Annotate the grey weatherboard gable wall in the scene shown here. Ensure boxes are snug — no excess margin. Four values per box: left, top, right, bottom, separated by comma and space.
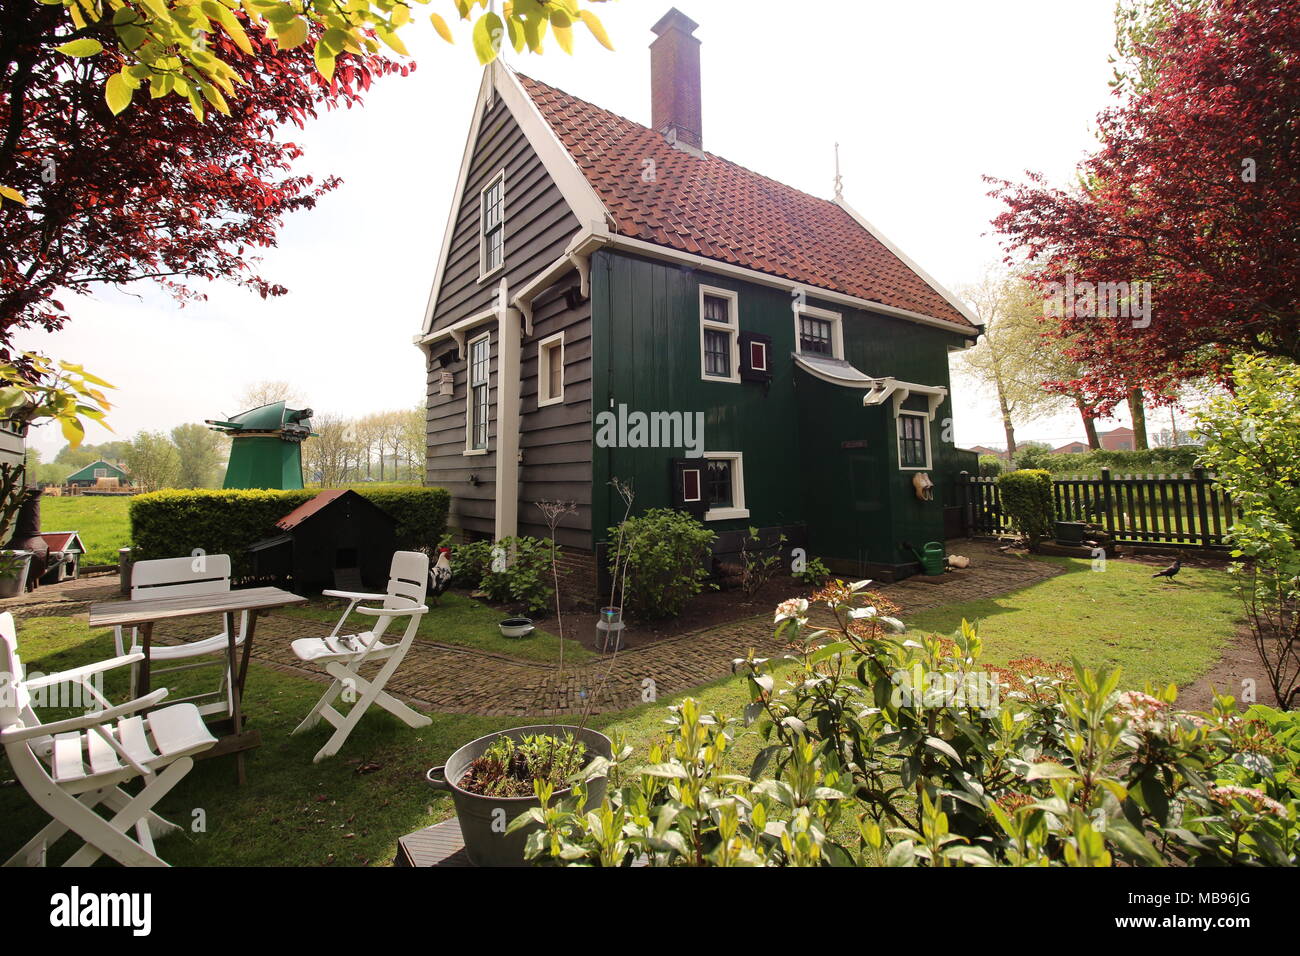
424, 91, 594, 549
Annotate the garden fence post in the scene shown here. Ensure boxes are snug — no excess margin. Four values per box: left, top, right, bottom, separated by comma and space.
1100, 467, 1116, 537
1193, 466, 1212, 548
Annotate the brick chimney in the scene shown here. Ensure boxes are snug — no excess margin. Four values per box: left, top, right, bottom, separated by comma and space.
650, 9, 702, 150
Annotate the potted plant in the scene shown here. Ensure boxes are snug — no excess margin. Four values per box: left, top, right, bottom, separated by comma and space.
425, 725, 612, 866
0, 549, 32, 598
424, 486, 638, 866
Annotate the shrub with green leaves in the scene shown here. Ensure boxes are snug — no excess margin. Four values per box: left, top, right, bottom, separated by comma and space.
611, 508, 715, 618
517, 585, 1300, 867
794, 555, 832, 588
130, 486, 449, 579
977, 454, 1004, 478
996, 469, 1055, 545
478, 536, 554, 616
1197, 355, 1300, 708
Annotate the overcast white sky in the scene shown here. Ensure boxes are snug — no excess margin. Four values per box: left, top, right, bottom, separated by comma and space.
16, 0, 1147, 460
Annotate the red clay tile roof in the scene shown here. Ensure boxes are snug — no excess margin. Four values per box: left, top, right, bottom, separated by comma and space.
276, 489, 349, 531
516, 73, 976, 331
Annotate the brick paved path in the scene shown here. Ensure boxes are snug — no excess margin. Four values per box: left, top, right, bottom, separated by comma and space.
7, 543, 1060, 717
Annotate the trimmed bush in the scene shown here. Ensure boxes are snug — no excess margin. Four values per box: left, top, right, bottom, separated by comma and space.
996, 469, 1055, 545
1033, 447, 1203, 476
977, 454, 1004, 478
130, 486, 449, 578
612, 508, 715, 619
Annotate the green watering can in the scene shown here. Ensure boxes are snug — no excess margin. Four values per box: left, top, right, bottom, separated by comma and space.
905, 541, 946, 576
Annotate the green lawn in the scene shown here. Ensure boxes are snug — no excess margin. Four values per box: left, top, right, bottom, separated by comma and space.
906, 556, 1241, 689
0, 554, 1242, 866
38, 495, 132, 565
278, 591, 597, 666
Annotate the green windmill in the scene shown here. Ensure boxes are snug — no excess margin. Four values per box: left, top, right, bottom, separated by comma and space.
206, 402, 315, 490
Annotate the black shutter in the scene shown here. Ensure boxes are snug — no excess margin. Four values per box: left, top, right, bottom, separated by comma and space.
669, 458, 707, 518
739, 331, 772, 383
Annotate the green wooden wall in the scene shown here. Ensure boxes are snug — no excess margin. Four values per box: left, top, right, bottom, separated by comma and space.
590, 249, 972, 574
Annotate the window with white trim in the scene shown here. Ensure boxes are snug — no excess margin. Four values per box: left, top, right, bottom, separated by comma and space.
466, 333, 490, 452
537, 332, 564, 407
479, 170, 505, 279
897, 412, 931, 470
699, 286, 740, 382
702, 452, 748, 521
793, 304, 844, 359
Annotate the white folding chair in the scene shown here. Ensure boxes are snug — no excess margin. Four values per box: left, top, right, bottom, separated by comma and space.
290, 551, 431, 763
114, 555, 248, 718
0, 612, 216, 867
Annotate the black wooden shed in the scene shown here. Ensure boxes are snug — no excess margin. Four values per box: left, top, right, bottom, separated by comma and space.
248, 490, 397, 591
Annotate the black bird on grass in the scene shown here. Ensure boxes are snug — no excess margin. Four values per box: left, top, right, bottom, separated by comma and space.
1152, 558, 1183, 583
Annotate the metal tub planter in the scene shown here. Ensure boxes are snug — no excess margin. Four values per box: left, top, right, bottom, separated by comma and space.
426, 724, 612, 866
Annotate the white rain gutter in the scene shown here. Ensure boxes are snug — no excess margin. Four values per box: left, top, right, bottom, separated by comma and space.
509, 223, 610, 333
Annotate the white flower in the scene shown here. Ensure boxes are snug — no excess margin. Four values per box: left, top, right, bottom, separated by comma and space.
774, 598, 809, 623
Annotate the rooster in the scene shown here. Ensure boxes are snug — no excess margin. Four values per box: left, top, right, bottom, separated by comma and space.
429, 547, 453, 603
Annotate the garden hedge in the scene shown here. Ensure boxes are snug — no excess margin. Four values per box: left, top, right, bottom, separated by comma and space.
129, 486, 449, 578
996, 469, 1055, 544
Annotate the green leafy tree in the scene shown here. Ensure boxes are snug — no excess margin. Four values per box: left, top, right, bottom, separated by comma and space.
1196, 355, 1300, 708
171, 422, 226, 489
125, 430, 180, 493
957, 271, 1069, 460
3, 0, 613, 199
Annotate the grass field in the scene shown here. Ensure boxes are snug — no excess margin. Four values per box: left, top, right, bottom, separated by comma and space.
905, 556, 1240, 689
0, 553, 1243, 867
38, 495, 132, 565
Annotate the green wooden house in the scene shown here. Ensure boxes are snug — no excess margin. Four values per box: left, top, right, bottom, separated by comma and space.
416, 9, 982, 587
64, 459, 130, 489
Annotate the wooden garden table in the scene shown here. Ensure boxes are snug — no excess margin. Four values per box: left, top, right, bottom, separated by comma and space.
87, 587, 307, 784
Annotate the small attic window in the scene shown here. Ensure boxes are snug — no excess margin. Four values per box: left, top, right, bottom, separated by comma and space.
479, 170, 505, 280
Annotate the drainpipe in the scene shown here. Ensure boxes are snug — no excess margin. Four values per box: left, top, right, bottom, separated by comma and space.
494, 277, 521, 541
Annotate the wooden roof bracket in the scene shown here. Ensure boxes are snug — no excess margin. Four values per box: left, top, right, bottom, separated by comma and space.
862, 377, 948, 421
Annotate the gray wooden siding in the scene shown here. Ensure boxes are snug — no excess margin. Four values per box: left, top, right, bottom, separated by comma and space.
425, 92, 592, 546
519, 281, 593, 549
428, 97, 581, 332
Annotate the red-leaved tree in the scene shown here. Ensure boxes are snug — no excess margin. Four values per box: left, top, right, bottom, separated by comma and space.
0, 2, 409, 341
989, 0, 1299, 405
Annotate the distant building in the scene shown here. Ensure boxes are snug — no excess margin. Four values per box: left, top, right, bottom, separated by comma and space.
65, 459, 130, 489
963, 445, 1005, 457
1053, 441, 1091, 455
1097, 426, 1136, 451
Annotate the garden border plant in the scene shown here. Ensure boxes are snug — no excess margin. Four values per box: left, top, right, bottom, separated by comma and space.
512, 580, 1298, 866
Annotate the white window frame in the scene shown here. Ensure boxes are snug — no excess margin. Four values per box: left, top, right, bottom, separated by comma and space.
747, 338, 769, 373
537, 331, 565, 407
478, 169, 506, 282
793, 303, 844, 360
699, 285, 740, 383
896, 410, 932, 471
702, 451, 749, 522
464, 331, 491, 456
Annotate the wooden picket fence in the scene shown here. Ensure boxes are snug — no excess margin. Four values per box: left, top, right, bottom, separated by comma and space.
959, 467, 1235, 549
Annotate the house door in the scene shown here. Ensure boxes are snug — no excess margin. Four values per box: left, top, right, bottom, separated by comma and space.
845, 451, 874, 577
